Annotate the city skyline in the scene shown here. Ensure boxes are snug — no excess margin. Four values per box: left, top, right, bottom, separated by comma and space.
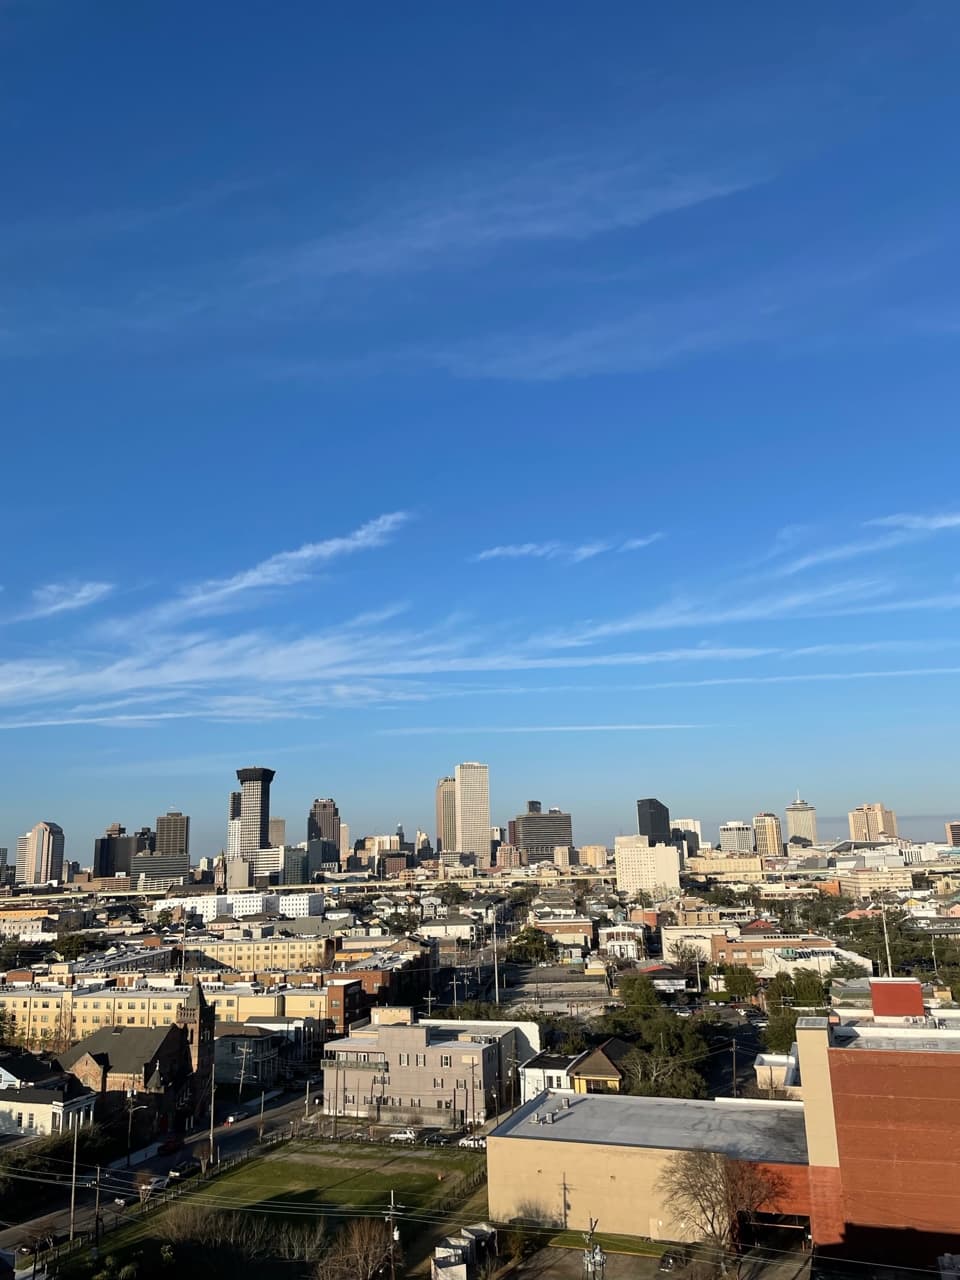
3, 7, 960, 849
4, 765, 957, 870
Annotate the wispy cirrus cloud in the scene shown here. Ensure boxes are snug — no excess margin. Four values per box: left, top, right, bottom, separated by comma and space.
149, 511, 410, 624
377, 723, 706, 736
868, 512, 960, 532
473, 533, 662, 564
246, 156, 760, 288
13, 581, 114, 622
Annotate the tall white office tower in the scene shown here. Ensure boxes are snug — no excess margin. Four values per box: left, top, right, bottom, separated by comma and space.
454, 762, 490, 859
785, 795, 818, 845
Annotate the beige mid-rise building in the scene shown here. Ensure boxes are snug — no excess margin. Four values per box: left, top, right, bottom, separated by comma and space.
753, 813, 784, 858
848, 803, 898, 842
613, 837, 680, 899
578, 845, 609, 870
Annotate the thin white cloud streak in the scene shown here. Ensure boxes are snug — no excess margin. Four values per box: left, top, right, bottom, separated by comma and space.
770, 531, 918, 576
377, 723, 707, 736
473, 534, 662, 564
148, 512, 410, 624
632, 666, 960, 691
868, 512, 960, 532
246, 157, 760, 287
541, 579, 892, 646
13, 581, 114, 621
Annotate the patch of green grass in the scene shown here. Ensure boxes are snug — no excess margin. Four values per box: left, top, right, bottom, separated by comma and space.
188, 1141, 482, 1215
548, 1229, 660, 1256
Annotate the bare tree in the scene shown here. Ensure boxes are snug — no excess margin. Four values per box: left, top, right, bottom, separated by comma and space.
660, 1150, 785, 1274
315, 1218, 392, 1280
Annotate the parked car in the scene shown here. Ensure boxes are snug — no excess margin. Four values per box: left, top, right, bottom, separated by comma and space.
458, 1135, 486, 1149
658, 1249, 690, 1272
387, 1129, 416, 1143
225, 1111, 248, 1125
158, 1135, 183, 1155
423, 1132, 451, 1146
169, 1157, 201, 1179
114, 1197, 130, 1208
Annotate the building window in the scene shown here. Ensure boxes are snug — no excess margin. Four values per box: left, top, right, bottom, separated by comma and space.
456, 1078, 466, 1089
16, 1112, 23, 1129
440, 1055, 452, 1068
433, 1077, 444, 1088
398, 1053, 409, 1067
416, 1054, 426, 1067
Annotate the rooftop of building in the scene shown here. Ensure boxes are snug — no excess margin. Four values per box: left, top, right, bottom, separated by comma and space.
521, 1051, 586, 1071
489, 1092, 808, 1164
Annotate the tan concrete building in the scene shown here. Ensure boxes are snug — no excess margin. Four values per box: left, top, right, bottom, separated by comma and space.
613, 837, 680, 899
325, 1016, 498, 1128
848, 803, 898, 842
486, 1094, 808, 1239
182, 935, 336, 970
710, 932, 836, 970
753, 813, 783, 858
685, 854, 763, 883
837, 867, 913, 898
578, 845, 609, 870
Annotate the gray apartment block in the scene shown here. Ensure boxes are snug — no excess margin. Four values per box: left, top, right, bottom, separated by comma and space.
324, 1020, 499, 1128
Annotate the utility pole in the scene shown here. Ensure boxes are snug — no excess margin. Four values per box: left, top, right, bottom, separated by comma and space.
259, 1089, 265, 1140
880, 898, 894, 978
452, 967, 458, 1008
492, 922, 500, 1004
208, 1054, 216, 1167
304, 1077, 311, 1122
385, 1189, 402, 1280
423, 991, 436, 1016
94, 1166, 102, 1247
237, 1042, 252, 1100
68, 1117, 79, 1242
469, 1060, 476, 1128
731, 1039, 737, 1099
331, 1059, 339, 1140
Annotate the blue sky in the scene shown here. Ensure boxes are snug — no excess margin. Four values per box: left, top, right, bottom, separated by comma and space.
3, 2, 960, 860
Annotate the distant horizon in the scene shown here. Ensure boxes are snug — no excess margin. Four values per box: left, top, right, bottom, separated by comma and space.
6, 783, 957, 870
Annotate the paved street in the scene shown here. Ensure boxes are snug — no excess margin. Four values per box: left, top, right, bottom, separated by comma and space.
0, 1089, 316, 1255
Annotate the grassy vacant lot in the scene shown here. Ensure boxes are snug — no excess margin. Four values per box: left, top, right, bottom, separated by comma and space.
187, 1140, 484, 1216
69, 1140, 486, 1273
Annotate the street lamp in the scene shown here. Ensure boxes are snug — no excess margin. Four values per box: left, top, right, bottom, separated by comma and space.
126, 1094, 149, 1168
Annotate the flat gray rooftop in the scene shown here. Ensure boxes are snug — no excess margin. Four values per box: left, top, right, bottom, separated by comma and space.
490, 1093, 808, 1165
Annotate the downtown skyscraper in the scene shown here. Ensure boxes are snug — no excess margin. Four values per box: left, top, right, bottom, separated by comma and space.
234, 767, 275, 855
454, 762, 490, 860
435, 776, 456, 853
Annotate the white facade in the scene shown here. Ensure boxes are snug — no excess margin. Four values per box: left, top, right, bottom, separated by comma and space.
613, 836, 680, 899
719, 821, 754, 854
227, 817, 242, 857
455, 762, 490, 859
785, 798, 818, 844
165, 889, 324, 922
672, 818, 702, 840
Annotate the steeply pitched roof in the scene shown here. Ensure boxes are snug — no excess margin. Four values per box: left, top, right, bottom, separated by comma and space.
568, 1038, 634, 1081
0, 1052, 64, 1085
59, 1024, 176, 1078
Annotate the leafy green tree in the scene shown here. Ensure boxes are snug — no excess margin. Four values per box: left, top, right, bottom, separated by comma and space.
618, 972, 661, 1011
764, 972, 795, 1012
723, 966, 758, 1000
792, 967, 827, 1009
155, 908, 175, 929
827, 956, 873, 981
507, 926, 556, 964
763, 1010, 799, 1054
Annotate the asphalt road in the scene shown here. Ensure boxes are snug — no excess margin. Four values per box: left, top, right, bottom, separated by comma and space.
0, 1089, 317, 1256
